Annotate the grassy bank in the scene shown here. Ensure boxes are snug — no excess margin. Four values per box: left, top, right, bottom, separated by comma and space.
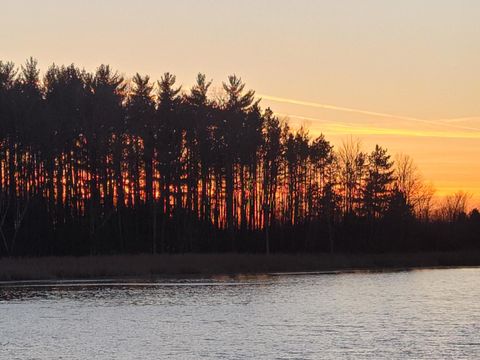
1, 252, 480, 282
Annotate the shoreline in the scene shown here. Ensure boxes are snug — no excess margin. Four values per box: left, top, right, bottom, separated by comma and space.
1, 251, 480, 282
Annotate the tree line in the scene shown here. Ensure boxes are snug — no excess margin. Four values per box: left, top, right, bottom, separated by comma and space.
0, 58, 478, 256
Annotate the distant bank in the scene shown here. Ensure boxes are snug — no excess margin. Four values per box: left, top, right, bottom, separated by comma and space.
1, 252, 480, 282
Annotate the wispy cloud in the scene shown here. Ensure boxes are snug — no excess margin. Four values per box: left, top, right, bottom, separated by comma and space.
274, 112, 480, 140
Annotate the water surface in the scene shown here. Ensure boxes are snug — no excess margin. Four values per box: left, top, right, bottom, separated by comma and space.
1, 268, 480, 359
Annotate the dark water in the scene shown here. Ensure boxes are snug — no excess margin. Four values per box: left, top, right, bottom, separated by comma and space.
1, 268, 480, 359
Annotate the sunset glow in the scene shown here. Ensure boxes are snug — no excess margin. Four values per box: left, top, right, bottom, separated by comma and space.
1, 0, 479, 207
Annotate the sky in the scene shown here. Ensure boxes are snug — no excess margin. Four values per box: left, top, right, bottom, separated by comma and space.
1, 0, 480, 205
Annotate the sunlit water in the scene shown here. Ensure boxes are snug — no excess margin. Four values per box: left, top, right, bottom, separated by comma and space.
1, 268, 480, 359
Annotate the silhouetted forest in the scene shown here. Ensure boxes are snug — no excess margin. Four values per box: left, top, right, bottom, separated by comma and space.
0, 59, 478, 257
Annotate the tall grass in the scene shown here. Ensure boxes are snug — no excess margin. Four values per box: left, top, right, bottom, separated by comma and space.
1, 252, 479, 281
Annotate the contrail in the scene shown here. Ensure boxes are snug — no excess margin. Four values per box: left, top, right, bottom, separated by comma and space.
438, 116, 480, 123
257, 94, 480, 132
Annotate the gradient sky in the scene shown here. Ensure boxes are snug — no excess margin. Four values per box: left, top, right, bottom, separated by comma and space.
2, 0, 480, 205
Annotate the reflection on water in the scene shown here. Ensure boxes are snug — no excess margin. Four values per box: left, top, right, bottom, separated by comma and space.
1, 269, 480, 359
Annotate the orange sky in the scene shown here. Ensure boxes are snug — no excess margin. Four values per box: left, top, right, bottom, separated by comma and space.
258, 94, 480, 203
1, 0, 479, 206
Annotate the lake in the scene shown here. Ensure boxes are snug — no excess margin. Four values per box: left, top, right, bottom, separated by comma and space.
1, 268, 480, 359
